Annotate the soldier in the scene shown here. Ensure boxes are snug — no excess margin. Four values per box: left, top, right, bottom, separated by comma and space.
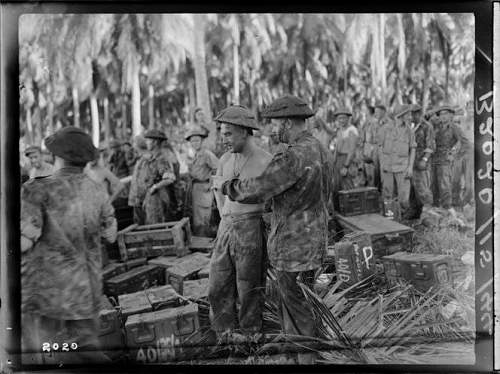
362, 102, 387, 188
431, 105, 465, 214
184, 125, 219, 236
378, 104, 416, 216
24, 145, 54, 179
108, 139, 129, 178
123, 139, 139, 172
194, 106, 226, 158
20, 127, 117, 364
128, 129, 177, 225
207, 105, 272, 342
407, 104, 436, 219
332, 107, 358, 192
215, 96, 333, 364
85, 148, 125, 203
268, 117, 289, 155
451, 109, 474, 208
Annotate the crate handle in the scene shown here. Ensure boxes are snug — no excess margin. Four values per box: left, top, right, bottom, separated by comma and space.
131, 324, 156, 343
384, 234, 400, 240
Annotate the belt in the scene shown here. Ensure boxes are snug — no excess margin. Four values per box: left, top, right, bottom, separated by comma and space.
222, 211, 264, 222
193, 178, 210, 183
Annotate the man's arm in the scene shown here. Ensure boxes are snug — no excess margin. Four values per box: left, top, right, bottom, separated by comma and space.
213, 154, 226, 215
222, 149, 303, 204
101, 196, 117, 243
105, 168, 125, 202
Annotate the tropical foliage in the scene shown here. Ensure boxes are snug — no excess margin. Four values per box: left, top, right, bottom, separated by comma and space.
19, 13, 474, 148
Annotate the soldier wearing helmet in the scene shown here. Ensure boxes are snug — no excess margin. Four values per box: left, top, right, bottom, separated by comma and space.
207, 105, 272, 344
378, 104, 417, 217
215, 96, 333, 364
431, 105, 466, 215
332, 107, 359, 192
184, 125, 219, 236
128, 129, 177, 224
24, 145, 54, 179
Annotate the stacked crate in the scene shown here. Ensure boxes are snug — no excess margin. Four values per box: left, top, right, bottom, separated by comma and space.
99, 218, 214, 363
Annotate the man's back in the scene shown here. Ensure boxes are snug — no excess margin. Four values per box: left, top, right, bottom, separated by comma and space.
21, 169, 115, 320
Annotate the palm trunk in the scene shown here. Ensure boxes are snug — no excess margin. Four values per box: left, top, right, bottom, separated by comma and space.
193, 14, 213, 147
103, 97, 110, 143
132, 65, 142, 136
232, 15, 240, 105
148, 84, 154, 129
26, 107, 33, 144
72, 87, 80, 127
121, 95, 128, 140
90, 93, 100, 147
379, 14, 387, 98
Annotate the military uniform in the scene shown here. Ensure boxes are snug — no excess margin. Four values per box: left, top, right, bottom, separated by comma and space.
452, 136, 473, 207
378, 105, 416, 212
185, 127, 219, 236
108, 140, 129, 178
333, 108, 358, 192
128, 131, 176, 225
222, 97, 333, 352
28, 162, 54, 179
432, 107, 464, 209
412, 119, 435, 207
208, 106, 268, 334
21, 127, 116, 364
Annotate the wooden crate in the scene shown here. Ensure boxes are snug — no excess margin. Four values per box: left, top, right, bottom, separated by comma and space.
381, 252, 453, 291
105, 265, 165, 298
335, 213, 414, 257
125, 303, 201, 363
118, 291, 153, 319
117, 218, 192, 261
98, 296, 125, 359
338, 187, 381, 217
166, 253, 211, 295
183, 279, 209, 302
334, 231, 375, 286
145, 285, 180, 310
189, 236, 215, 253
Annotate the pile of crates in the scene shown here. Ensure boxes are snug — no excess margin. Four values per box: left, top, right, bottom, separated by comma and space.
98, 218, 214, 363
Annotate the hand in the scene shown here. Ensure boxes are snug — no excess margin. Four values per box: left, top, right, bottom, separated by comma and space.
405, 166, 413, 179
340, 166, 348, 177
162, 171, 176, 185
212, 176, 225, 190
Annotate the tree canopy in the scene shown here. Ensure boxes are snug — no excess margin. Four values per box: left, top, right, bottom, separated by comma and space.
19, 13, 474, 148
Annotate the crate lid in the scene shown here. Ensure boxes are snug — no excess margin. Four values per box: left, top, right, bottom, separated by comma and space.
148, 256, 179, 269
336, 213, 414, 236
125, 302, 198, 326
107, 265, 159, 284
183, 279, 209, 300
145, 285, 178, 304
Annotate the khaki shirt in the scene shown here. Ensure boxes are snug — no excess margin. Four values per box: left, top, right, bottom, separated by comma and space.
29, 162, 54, 179
379, 122, 416, 173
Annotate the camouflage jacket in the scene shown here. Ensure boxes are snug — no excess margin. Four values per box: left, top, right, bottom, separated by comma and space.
128, 149, 176, 207
413, 120, 436, 161
433, 121, 465, 164
223, 130, 333, 272
21, 167, 117, 320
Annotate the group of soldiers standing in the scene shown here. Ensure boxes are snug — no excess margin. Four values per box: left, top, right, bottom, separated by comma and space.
310, 102, 473, 219
19, 93, 473, 365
